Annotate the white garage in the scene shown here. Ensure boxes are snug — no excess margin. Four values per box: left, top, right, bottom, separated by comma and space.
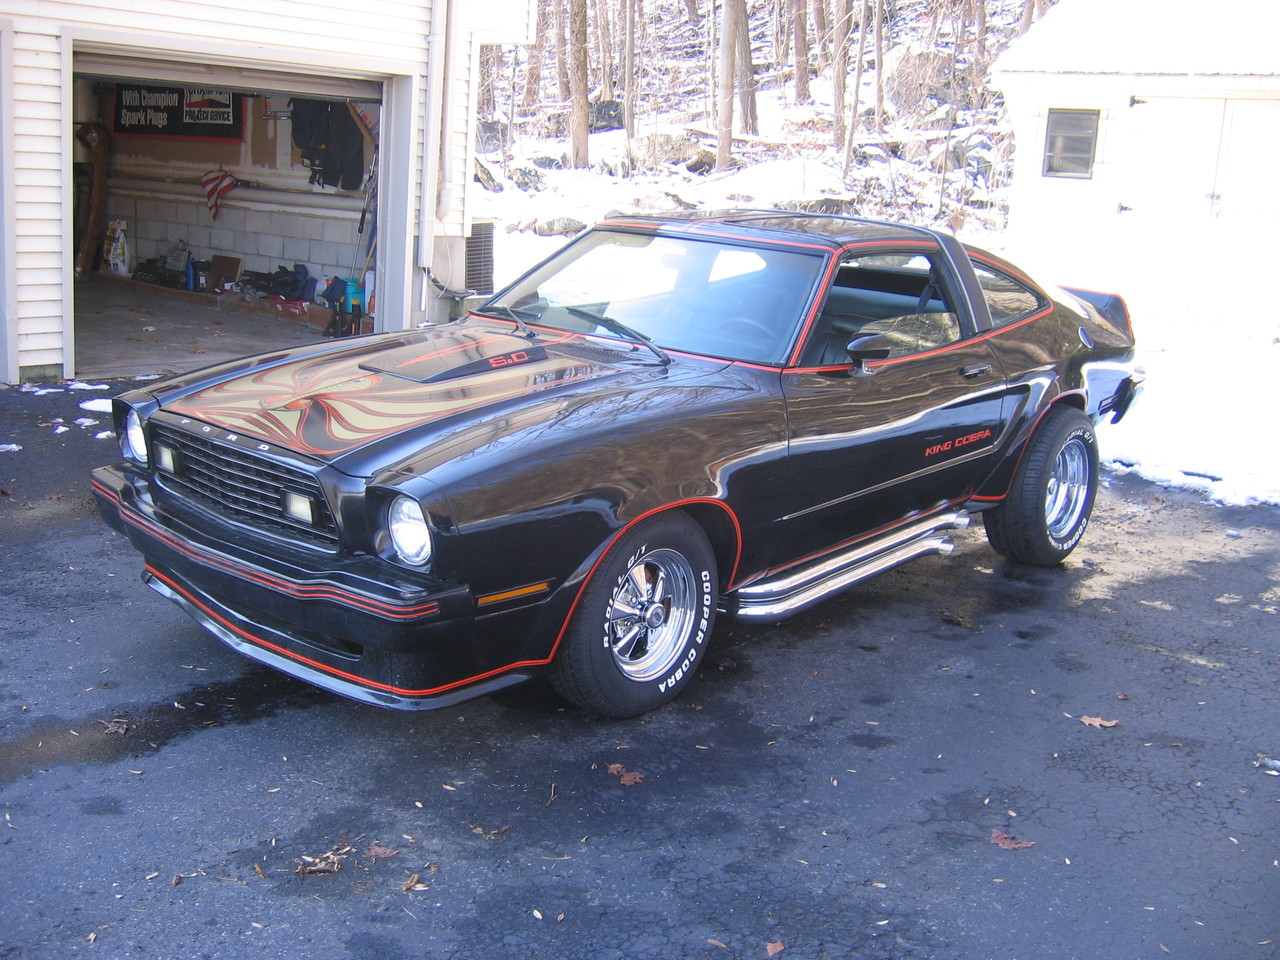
992, 0, 1280, 289
1, 0, 534, 384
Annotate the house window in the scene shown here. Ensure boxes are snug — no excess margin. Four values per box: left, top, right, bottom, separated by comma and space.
1043, 109, 1099, 178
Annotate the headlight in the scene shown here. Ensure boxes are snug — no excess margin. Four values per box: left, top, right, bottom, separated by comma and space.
123, 409, 148, 464
387, 495, 433, 566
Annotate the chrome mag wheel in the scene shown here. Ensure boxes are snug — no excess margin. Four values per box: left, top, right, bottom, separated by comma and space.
1045, 435, 1092, 541
606, 547, 698, 681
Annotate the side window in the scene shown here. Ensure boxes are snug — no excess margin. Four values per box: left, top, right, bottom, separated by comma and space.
970, 261, 1043, 326
1043, 108, 1099, 178
803, 250, 962, 364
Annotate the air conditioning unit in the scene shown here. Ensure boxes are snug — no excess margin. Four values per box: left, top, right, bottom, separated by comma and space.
464, 221, 495, 296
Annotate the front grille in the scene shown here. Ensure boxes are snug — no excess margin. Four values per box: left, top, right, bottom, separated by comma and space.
150, 422, 339, 549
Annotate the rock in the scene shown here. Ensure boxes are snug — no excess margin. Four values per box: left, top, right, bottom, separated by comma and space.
589, 100, 624, 132
509, 166, 546, 193
474, 159, 503, 193
475, 120, 513, 153
534, 217, 587, 237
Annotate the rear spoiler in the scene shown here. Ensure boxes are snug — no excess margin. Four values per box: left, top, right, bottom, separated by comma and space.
1062, 286, 1132, 334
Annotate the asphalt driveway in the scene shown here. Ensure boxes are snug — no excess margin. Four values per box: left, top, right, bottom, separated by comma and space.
2, 382, 1277, 960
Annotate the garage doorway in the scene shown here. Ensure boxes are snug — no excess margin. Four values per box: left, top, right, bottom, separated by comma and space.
71, 52, 389, 377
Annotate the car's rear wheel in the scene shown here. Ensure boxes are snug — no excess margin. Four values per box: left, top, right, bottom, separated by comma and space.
550, 513, 717, 717
984, 406, 1098, 566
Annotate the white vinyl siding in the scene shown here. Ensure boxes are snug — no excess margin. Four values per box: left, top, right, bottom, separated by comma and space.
3, 0, 534, 381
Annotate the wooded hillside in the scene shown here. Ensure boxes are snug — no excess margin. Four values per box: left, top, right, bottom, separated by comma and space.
477, 0, 1056, 229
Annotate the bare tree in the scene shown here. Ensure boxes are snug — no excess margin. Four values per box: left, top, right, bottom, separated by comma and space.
478, 45, 500, 118
873, 0, 885, 131
569, 0, 590, 166
831, 0, 851, 148
595, 0, 617, 101
716, 0, 740, 170
623, 0, 638, 136
556, 0, 572, 101
792, 0, 811, 103
521, 1, 550, 113
734, 0, 759, 135
811, 0, 830, 69
841, 0, 870, 177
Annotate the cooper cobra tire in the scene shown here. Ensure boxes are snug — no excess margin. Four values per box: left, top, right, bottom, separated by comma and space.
549, 513, 717, 718
984, 406, 1099, 566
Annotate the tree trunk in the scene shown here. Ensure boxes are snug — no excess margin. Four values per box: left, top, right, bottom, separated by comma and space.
683, 0, 702, 25
1018, 0, 1035, 34
735, 0, 759, 136
716, 0, 739, 170
521, 1, 549, 112
792, 0, 811, 103
811, 0, 829, 69
596, 0, 616, 101
556, 0, 571, 101
841, 0, 870, 177
569, 0, 590, 166
478, 45, 499, 118
970, 0, 987, 106
624, 0, 638, 137
831, 0, 850, 149
873, 0, 884, 132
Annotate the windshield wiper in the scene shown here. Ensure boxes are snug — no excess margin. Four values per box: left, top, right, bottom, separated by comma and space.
470, 304, 539, 340
564, 307, 671, 365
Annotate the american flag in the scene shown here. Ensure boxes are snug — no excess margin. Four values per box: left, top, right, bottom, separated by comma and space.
201, 169, 237, 219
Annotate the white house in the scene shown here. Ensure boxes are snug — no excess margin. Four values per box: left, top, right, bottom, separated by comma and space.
0, 0, 535, 383
991, 0, 1280, 289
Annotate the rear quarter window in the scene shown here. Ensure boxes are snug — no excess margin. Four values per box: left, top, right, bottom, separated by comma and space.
970, 261, 1044, 326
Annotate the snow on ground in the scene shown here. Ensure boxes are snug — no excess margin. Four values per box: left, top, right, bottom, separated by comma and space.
473, 107, 1277, 508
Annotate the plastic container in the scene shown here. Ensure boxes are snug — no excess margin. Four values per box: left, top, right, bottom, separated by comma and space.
343, 278, 364, 311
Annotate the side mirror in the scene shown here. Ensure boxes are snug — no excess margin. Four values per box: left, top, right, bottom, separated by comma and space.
846, 333, 893, 366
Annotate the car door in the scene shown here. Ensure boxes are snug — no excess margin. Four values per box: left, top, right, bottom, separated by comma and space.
775, 245, 1010, 564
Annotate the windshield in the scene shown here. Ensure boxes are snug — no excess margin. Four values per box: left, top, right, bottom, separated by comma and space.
485, 230, 825, 364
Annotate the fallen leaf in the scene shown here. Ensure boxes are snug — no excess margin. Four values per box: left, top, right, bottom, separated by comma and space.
403, 873, 430, 892
93, 714, 128, 734
1080, 716, 1119, 728
767, 943, 785, 957
468, 824, 511, 841
366, 842, 399, 860
607, 763, 645, 786
990, 828, 1035, 850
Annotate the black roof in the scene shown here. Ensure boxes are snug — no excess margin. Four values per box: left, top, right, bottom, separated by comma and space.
596, 209, 947, 250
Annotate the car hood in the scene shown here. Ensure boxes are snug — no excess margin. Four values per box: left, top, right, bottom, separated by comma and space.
152, 323, 725, 473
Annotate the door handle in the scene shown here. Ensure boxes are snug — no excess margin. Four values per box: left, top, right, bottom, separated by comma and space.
960, 363, 992, 379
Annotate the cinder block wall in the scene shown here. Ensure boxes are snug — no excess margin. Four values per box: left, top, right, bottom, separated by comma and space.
105, 193, 369, 287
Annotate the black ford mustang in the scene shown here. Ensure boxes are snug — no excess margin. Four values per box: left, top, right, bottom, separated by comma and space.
93, 212, 1141, 717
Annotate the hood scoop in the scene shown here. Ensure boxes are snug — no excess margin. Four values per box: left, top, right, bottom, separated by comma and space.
359, 330, 549, 384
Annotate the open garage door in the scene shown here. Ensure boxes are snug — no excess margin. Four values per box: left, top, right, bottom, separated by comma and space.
70, 51, 396, 376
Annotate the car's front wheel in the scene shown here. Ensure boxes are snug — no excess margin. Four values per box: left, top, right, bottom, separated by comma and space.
984, 406, 1099, 566
550, 513, 717, 717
